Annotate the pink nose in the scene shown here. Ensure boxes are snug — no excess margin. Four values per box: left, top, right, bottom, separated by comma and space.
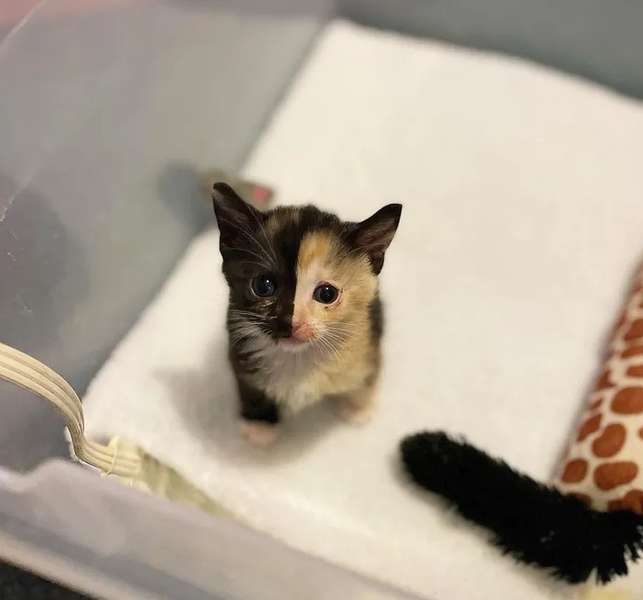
291, 320, 314, 341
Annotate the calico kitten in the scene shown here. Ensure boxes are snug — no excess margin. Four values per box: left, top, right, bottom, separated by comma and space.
212, 182, 402, 446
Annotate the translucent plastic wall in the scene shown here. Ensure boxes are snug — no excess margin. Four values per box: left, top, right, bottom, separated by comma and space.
0, 0, 328, 471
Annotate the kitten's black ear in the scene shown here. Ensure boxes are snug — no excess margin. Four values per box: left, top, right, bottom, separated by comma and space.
348, 204, 402, 274
212, 182, 261, 254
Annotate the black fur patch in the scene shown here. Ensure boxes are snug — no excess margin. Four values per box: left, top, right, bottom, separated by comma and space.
400, 431, 643, 584
369, 296, 384, 343
237, 378, 280, 424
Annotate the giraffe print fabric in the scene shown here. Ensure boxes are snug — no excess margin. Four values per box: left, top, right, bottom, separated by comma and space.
556, 267, 643, 513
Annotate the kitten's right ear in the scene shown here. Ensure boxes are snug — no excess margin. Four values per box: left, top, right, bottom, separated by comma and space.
347, 203, 402, 274
212, 182, 261, 253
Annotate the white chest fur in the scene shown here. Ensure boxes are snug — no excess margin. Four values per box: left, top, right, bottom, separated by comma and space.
244, 339, 325, 413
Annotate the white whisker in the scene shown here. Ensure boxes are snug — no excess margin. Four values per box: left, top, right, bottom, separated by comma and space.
248, 207, 278, 264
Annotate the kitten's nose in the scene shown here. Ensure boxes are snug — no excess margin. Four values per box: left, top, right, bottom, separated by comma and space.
291, 320, 314, 341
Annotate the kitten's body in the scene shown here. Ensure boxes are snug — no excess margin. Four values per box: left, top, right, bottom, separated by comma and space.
212, 184, 400, 444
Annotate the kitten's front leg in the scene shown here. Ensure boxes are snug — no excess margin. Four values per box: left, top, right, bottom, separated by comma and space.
336, 381, 377, 425
236, 378, 280, 447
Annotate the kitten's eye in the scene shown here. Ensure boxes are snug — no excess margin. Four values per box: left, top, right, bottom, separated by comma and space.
251, 275, 277, 297
313, 283, 339, 305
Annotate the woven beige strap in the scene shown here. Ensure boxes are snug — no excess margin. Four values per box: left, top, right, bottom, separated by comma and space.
0, 342, 141, 477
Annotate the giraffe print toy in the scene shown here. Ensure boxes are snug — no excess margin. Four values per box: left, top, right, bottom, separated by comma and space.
557, 268, 643, 513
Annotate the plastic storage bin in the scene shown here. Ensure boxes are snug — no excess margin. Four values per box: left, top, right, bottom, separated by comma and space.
3, 0, 643, 597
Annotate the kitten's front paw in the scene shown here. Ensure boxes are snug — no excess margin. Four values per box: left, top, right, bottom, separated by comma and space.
240, 421, 280, 446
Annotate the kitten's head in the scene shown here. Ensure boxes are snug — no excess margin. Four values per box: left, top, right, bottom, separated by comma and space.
212, 182, 401, 352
